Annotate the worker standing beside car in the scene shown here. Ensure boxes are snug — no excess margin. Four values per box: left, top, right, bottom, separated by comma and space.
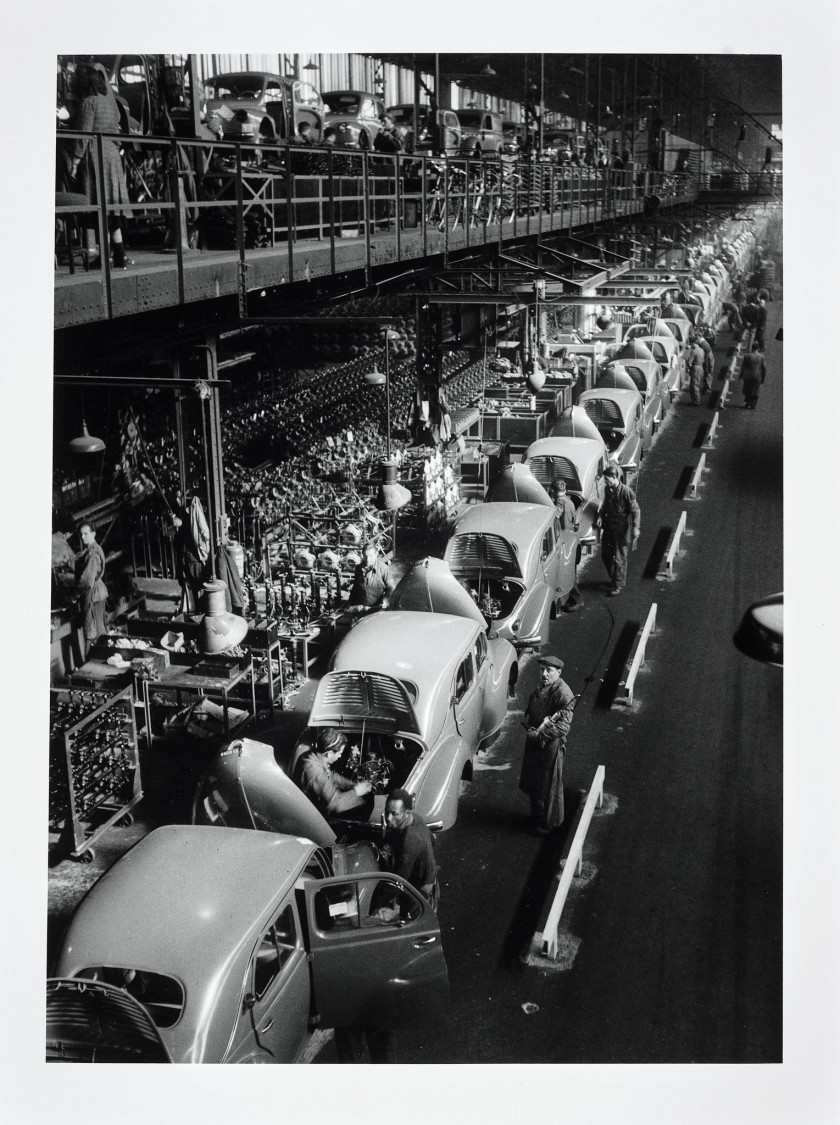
550, 482, 584, 614
597, 464, 640, 596
348, 541, 396, 613
383, 788, 439, 909
686, 333, 706, 405
519, 656, 576, 835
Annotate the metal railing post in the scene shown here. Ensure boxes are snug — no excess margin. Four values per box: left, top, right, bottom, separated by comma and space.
94, 133, 113, 318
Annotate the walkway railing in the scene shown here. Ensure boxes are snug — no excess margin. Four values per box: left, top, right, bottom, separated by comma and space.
55, 129, 698, 320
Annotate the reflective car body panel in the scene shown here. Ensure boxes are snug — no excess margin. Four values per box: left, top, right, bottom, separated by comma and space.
578, 386, 648, 469
54, 826, 447, 1063
323, 90, 384, 148
203, 72, 324, 143
523, 436, 609, 545
445, 502, 577, 646
292, 611, 516, 829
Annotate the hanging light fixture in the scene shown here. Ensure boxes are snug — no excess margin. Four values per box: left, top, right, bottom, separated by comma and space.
197, 579, 249, 655
364, 365, 386, 386
480, 63, 497, 77
68, 418, 105, 454
374, 460, 412, 512
303, 60, 320, 71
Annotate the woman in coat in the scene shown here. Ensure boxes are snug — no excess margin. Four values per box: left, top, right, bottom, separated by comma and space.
67, 64, 132, 269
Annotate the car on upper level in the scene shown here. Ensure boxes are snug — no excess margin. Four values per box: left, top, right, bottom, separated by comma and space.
455, 109, 505, 158
577, 383, 649, 477
53, 825, 448, 1063
444, 464, 578, 648
203, 72, 324, 144
323, 90, 385, 149
523, 408, 611, 550
386, 104, 462, 156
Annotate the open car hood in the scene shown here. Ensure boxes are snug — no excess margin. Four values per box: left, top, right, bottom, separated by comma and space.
310, 671, 421, 735
484, 462, 554, 506
193, 738, 337, 846
388, 557, 488, 626
46, 978, 171, 1063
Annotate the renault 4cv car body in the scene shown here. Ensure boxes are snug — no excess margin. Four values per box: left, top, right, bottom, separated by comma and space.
444, 464, 578, 647
47, 977, 173, 1062
616, 336, 682, 399
455, 109, 505, 157
290, 594, 517, 831
599, 360, 668, 435
203, 72, 324, 143
53, 825, 448, 1064
386, 104, 462, 156
523, 408, 611, 550
577, 383, 648, 475
323, 91, 385, 149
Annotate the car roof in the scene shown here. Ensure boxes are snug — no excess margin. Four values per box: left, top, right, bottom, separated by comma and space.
449, 502, 555, 582
207, 71, 284, 83
57, 826, 314, 1063
331, 611, 480, 738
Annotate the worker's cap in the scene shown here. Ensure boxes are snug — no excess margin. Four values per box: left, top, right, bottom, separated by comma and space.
537, 655, 564, 669
603, 464, 622, 479
316, 729, 346, 753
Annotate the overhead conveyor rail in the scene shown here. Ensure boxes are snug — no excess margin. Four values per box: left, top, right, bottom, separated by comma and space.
55, 130, 698, 330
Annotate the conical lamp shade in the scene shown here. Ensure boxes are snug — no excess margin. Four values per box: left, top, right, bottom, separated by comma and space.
364, 367, 386, 386
527, 367, 546, 391
374, 460, 412, 512
198, 579, 249, 654
69, 419, 105, 454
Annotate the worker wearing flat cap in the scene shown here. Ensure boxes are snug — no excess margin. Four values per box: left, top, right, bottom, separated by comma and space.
297, 728, 373, 820
519, 655, 576, 835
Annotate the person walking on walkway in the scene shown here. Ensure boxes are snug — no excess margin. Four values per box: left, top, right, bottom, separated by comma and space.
687, 333, 706, 404
519, 655, 576, 834
739, 342, 767, 409
597, 464, 641, 595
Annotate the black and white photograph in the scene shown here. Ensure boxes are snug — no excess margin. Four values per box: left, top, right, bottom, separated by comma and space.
1, 5, 837, 1123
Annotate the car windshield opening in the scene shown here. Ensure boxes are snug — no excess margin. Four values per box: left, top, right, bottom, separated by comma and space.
457, 112, 483, 129
324, 94, 361, 114
206, 77, 264, 100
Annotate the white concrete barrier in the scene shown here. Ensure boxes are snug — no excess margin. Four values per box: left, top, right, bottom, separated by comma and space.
660, 510, 688, 578
719, 377, 732, 409
540, 765, 606, 960
618, 602, 658, 707
703, 411, 722, 449
688, 453, 706, 498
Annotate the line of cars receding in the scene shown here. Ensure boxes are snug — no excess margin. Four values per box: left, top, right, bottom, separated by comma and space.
49, 278, 730, 1063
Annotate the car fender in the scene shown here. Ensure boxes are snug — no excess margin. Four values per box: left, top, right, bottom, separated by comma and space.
410, 735, 469, 830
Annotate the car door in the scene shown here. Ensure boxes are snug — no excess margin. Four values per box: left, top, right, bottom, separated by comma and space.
451, 650, 482, 754
303, 873, 449, 1030
113, 54, 152, 133
443, 111, 461, 154
552, 512, 577, 600
224, 898, 313, 1063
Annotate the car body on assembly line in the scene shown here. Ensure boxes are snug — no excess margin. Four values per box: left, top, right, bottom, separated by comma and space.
53, 825, 448, 1063
578, 383, 649, 475
616, 335, 683, 398
444, 464, 578, 647
386, 104, 461, 156
203, 72, 324, 144
289, 596, 517, 831
600, 359, 670, 434
455, 109, 505, 157
523, 409, 611, 550
323, 90, 384, 149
